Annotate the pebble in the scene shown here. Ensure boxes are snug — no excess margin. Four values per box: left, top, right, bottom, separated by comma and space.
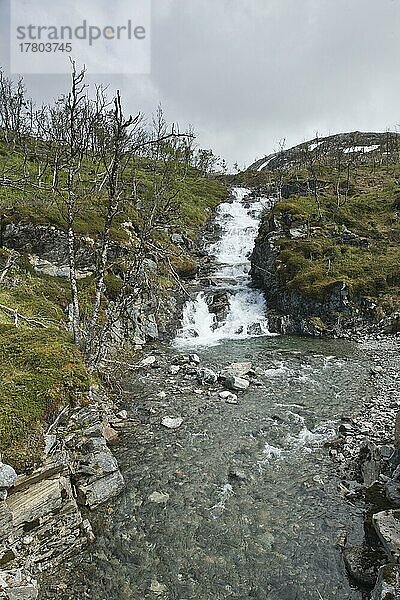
140, 355, 157, 367
148, 491, 170, 504
161, 417, 183, 430
219, 390, 238, 404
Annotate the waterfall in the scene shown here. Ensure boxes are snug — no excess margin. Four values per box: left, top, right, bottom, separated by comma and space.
175, 187, 274, 346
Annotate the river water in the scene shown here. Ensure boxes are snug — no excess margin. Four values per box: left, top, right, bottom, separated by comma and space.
41, 189, 370, 600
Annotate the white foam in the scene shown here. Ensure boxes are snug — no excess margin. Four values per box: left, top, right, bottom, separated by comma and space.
264, 363, 289, 378
290, 424, 336, 453
263, 442, 283, 461
209, 483, 235, 512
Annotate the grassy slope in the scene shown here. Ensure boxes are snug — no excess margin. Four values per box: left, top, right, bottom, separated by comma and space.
0, 142, 227, 472
0, 257, 90, 471
260, 163, 400, 310
0, 141, 226, 238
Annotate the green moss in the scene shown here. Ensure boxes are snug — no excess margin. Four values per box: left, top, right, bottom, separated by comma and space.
170, 254, 198, 278
0, 326, 90, 472
104, 273, 124, 301
268, 163, 400, 306
273, 196, 320, 220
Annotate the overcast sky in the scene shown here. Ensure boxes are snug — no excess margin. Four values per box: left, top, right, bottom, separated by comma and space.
1, 0, 400, 168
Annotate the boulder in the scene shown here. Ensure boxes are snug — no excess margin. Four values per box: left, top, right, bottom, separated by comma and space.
77, 470, 125, 510
206, 291, 230, 324
371, 564, 400, 600
385, 465, 400, 507
69, 406, 125, 509
343, 542, 383, 588
222, 376, 250, 391
189, 354, 201, 365
373, 510, 400, 561
196, 368, 218, 385
6, 586, 39, 600
0, 463, 17, 490
359, 441, 382, 486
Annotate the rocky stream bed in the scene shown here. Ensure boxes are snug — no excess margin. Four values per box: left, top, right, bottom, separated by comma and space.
38, 332, 399, 600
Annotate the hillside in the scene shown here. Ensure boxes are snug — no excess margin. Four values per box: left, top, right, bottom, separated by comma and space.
247, 132, 400, 336
0, 137, 227, 472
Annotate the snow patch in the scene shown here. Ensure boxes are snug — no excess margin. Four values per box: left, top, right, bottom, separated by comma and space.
343, 145, 380, 154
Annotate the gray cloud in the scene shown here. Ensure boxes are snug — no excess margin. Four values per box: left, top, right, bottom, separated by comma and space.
1, 0, 400, 167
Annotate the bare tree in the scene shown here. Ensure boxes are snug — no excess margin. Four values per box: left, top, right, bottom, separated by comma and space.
88, 91, 141, 334
43, 61, 103, 344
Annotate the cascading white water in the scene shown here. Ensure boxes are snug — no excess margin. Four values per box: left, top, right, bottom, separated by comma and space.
175, 187, 274, 346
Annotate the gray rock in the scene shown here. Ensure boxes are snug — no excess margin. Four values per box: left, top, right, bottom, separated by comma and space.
221, 362, 252, 378
29, 255, 91, 279
143, 258, 157, 274
171, 233, 184, 245
102, 425, 119, 445
373, 510, 400, 561
371, 564, 400, 599
370, 366, 384, 375
206, 291, 230, 324
189, 353, 201, 365
0, 501, 13, 537
359, 441, 382, 486
222, 376, 250, 391
385, 465, 400, 506
150, 580, 168, 594
168, 365, 180, 375
140, 355, 157, 367
161, 417, 183, 430
0, 463, 17, 489
43, 435, 57, 455
247, 323, 263, 335
343, 542, 382, 588
196, 368, 218, 385
6, 586, 39, 600
229, 468, 247, 481
78, 470, 125, 510
148, 491, 169, 504
219, 391, 238, 404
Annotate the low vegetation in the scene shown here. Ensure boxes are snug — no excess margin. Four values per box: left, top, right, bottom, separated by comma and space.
0, 251, 91, 470
261, 160, 400, 308
0, 68, 227, 472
